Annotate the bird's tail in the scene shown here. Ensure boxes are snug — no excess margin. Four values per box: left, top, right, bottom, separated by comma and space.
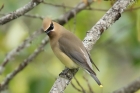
86, 69, 103, 87
90, 73, 103, 87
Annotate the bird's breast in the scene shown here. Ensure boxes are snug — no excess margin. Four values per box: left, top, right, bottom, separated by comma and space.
52, 45, 78, 69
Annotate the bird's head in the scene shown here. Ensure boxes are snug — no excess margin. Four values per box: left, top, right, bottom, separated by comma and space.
43, 17, 54, 34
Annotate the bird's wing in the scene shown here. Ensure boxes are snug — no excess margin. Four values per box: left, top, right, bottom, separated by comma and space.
86, 50, 100, 71
58, 35, 96, 75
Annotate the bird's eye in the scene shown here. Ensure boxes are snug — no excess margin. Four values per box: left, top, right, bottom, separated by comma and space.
47, 22, 54, 32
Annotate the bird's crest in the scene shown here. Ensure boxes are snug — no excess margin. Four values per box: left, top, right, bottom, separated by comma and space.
43, 17, 52, 31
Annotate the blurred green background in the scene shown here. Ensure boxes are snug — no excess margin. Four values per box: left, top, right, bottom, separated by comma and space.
0, 0, 140, 93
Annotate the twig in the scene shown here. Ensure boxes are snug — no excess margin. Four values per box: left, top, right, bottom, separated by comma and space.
83, 75, 94, 93
61, 3, 71, 30
72, 3, 77, 33
42, 1, 73, 9
112, 77, 140, 93
50, 0, 136, 93
24, 14, 44, 20
74, 76, 86, 93
55, 1, 93, 25
0, 28, 43, 74
0, 13, 44, 20
0, 0, 42, 25
89, 6, 140, 12
42, 1, 140, 12
0, 4, 4, 12
71, 81, 83, 92
0, 37, 49, 91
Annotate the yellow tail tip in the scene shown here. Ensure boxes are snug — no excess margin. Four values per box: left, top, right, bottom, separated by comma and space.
99, 85, 103, 87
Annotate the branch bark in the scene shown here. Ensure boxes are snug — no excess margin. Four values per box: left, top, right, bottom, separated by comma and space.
49, 0, 135, 93
0, 0, 42, 25
112, 77, 140, 93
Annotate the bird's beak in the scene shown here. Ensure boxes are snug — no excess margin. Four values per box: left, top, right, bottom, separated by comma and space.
45, 30, 51, 34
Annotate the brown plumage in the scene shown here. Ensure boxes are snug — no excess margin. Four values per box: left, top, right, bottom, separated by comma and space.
43, 17, 102, 87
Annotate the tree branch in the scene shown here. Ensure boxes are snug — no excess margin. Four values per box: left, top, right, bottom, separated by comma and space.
83, 75, 94, 93
49, 0, 135, 93
73, 76, 86, 93
0, 0, 42, 25
0, 28, 43, 74
112, 77, 140, 93
71, 81, 83, 93
0, 37, 49, 91
83, 0, 135, 51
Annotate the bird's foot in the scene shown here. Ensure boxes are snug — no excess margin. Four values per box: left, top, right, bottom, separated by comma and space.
59, 68, 79, 79
59, 68, 71, 79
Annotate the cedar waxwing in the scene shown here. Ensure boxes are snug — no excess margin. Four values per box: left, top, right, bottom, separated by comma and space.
43, 17, 102, 87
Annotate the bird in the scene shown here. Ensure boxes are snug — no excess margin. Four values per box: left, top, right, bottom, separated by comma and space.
42, 17, 102, 87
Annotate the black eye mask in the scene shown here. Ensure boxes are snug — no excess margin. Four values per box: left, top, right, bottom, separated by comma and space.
46, 22, 54, 34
